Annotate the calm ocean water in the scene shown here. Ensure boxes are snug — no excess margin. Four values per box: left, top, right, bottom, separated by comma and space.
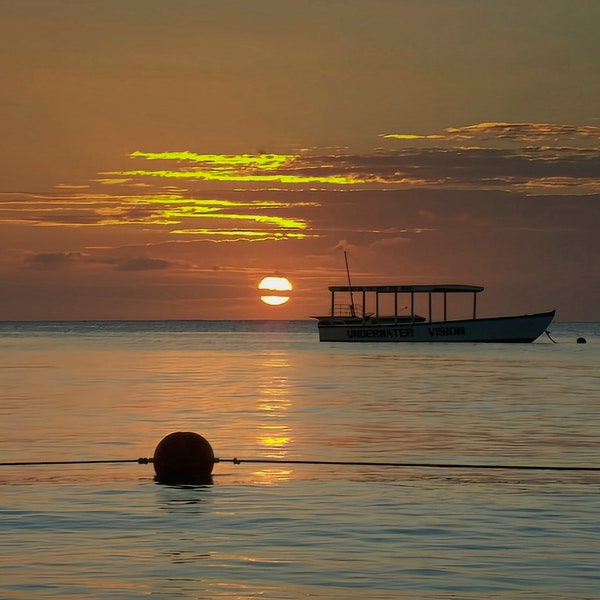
1, 320, 599, 599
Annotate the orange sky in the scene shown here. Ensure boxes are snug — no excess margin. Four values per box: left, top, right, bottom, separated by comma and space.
1, 1, 598, 320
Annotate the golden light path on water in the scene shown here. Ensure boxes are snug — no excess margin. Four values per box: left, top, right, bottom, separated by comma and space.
255, 351, 293, 483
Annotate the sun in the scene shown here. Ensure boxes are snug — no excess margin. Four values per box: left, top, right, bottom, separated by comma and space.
258, 276, 293, 306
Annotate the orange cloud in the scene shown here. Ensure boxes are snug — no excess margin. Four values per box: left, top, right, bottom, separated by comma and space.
381, 121, 600, 145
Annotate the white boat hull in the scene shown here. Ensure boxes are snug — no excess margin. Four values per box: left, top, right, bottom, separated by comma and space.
317, 311, 556, 343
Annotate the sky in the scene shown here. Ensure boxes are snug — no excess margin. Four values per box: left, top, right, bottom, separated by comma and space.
1, 0, 599, 321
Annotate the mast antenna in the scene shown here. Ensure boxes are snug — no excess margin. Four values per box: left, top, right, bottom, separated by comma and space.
344, 250, 356, 317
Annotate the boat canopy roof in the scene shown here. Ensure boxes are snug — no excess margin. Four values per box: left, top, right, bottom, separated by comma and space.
329, 284, 484, 293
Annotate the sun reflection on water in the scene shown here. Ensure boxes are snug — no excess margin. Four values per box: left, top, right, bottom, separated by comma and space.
254, 354, 293, 483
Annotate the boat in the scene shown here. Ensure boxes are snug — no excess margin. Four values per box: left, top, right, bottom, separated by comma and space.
311, 284, 555, 343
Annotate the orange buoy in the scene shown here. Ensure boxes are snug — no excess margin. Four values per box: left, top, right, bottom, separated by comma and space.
153, 432, 215, 483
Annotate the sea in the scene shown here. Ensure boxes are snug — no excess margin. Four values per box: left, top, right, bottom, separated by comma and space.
0, 320, 599, 599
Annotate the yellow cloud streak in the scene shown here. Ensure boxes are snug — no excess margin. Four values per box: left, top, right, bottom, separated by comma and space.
113, 169, 358, 185
162, 209, 308, 230
130, 151, 297, 169
127, 196, 318, 209
123, 195, 312, 229
170, 229, 312, 240
380, 133, 446, 140
1, 191, 315, 238
113, 151, 363, 185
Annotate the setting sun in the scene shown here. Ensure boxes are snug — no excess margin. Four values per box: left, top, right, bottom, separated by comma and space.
258, 276, 293, 306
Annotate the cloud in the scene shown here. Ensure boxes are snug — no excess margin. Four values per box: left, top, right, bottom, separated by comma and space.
381, 121, 600, 145
0, 192, 317, 240
109, 127, 600, 194
24, 250, 173, 273
26, 252, 85, 269
115, 257, 171, 272
445, 122, 600, 143
3, 121, 599, 251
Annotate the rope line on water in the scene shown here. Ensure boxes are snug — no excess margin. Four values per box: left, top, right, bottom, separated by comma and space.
0, 458, 152, 466
1, 457, 599, 472
218, 458, 600, 472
